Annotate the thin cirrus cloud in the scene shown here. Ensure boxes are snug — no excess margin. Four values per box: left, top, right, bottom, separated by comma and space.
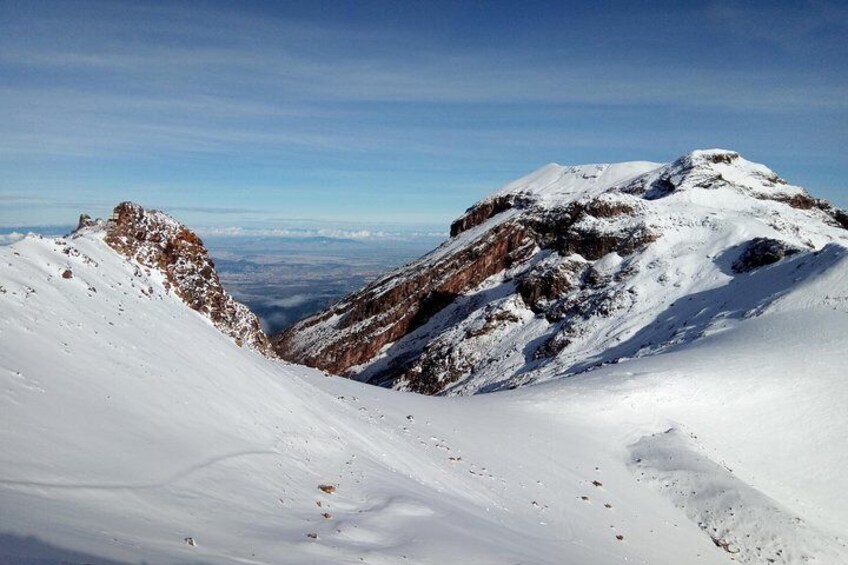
196, 225, 447, 241
3, 59, 844, 162
1, 0, 846, 229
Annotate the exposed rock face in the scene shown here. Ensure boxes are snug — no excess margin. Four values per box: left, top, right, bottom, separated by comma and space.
526, 199, 657, 260
450, 194, 527, 236
274, 149, 848, 395
77, 213, 95, 230
517, 260, 582, 314
732, 238, 801, 273
275, 220, 535, 373
88, 202, 273, 354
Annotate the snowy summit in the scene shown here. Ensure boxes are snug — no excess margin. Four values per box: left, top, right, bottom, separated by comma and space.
276, 149, 848, 395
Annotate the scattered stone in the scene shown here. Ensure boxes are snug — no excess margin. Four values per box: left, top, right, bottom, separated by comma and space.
712, 537, 740, 554
318, 484, 336, 494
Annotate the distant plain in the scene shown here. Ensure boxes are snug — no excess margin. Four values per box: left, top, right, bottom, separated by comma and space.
205, 235, 444, 333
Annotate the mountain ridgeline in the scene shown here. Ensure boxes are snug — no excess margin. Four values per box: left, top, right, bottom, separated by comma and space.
53, 150, 848, 396
3, 149, 848, 563
272, 149, 848, 395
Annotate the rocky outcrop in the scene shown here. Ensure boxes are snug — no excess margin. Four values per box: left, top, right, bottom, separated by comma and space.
274, 190, 657, 383
808, 200, 848, 231
450, 194, 527, 236
834, 209, 848, 230
88, 202, 273, 354
517, 259, 583, 313
732, 238, 801, 273
527, 202, 657, 260
274, 220, 535, 373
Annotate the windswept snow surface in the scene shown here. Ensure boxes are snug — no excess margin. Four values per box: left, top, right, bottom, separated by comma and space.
2, 221, 848, 563
492, 160, 661, 205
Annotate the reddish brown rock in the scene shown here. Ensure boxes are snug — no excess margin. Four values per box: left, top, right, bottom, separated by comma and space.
275, 219, 534, 374
99, 202, 273, 355
273, 193, 656, 383
449, 195, 523, 237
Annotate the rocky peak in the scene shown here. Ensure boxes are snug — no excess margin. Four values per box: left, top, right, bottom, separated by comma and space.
274, 150, 848, 395
79, 202, 273, 355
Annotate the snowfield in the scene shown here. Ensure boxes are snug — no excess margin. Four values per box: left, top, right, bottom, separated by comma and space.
2, 169, 848, 562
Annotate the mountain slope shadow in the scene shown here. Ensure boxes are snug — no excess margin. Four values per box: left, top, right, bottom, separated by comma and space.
0, 533, 132, 565
497, 243, 848, 389
567, 243, 847, 374
358, 279, 520, 387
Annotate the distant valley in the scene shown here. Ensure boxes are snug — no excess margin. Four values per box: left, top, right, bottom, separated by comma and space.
206, 235, 444, 333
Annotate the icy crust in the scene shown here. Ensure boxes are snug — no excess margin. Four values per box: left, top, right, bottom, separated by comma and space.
276, 149, 848, 395
80, 202, 272, 354
447, 161, 659, 237
618, 149, 798, 202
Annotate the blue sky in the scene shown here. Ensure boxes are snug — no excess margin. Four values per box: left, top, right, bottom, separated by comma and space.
1, 0, 846, 232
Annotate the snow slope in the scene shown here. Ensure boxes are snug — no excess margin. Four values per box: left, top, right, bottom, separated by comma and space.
2, 197, 848, 562
490, 160, 661, 205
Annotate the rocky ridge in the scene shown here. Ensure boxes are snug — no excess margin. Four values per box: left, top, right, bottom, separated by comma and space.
76, 202, 273, 354
274, 150, 848, 394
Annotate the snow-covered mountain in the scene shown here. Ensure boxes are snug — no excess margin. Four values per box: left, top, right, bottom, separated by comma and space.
2, 150, 848, 564
274, 149, 848, 395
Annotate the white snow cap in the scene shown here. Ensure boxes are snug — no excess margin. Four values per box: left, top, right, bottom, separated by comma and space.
490, 148, 803, 207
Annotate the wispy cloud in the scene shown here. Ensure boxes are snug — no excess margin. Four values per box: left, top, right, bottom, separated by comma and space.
2, 2, 846, 162
706, 0, 848, 53
196, 226, 447, 241
161, 205, 268, 215
1, 0, 846, 220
